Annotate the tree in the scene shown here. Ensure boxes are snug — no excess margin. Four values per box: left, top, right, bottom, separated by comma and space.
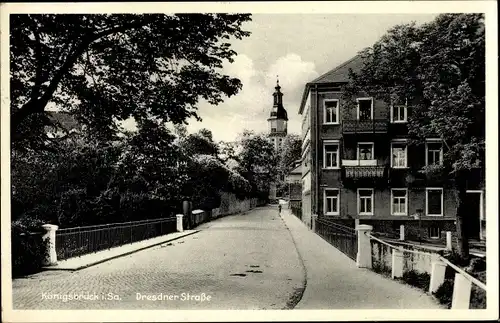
10, 13, 251, 149
179, 128, 219, 157
280, 134, 302, 171
343, 14, 485, 260
274, 134, 302, 197
235, 130, 278, 199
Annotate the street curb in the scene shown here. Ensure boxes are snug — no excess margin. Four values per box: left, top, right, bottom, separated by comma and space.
42, 230, 200, 272
278, 209, 308, 310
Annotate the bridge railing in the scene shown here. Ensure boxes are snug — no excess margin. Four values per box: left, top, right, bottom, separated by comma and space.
314, 217, 357, 261
56, 217, 177, 260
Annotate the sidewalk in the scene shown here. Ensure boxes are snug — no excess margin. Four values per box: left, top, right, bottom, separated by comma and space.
279, 209, 444, 309
44, 230, 199, 271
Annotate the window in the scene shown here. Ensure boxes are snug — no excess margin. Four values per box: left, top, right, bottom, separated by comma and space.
324, 189, 340, 215
426, 140, 443, 166
391, 105, 407, 123
391, 189, 408, 215
357, 142, 374, 160
391, 142, 407, 168
323, 99, 339, 124
428, 226, 441, 239
271, 127, 277, 133
357, 98, 373, 121
426, 188, 443, 216
358, 189, 374, 215
323, 141, 340, 169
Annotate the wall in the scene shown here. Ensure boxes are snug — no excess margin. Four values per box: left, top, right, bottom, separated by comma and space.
371, 239, 441, 275
302, 192, 312, 229
361, 219, 455, 241
210, 192, 259, 220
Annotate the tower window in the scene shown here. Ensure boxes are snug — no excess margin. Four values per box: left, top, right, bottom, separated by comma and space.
271, 128, 276, 133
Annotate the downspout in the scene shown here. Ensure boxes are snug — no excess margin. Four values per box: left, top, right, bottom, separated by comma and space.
315, 84, 320, 217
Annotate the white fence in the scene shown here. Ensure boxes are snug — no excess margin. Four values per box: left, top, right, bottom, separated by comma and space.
354, 224, 486, 309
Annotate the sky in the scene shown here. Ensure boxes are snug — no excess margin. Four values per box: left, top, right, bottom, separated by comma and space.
177, 13, 439, 142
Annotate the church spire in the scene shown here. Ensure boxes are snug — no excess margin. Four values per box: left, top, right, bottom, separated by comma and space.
270, 76, 288, 121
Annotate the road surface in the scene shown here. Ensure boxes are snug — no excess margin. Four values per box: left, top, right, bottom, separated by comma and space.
12, 207, 304, 309
12, 205, 441, 310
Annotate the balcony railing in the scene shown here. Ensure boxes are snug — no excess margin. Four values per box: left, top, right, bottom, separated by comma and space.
342, 119, 388, 134
342, 159, 386, 178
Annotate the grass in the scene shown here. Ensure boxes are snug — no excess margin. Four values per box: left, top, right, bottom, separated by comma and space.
372, 260, 391, 278
433, 267, 486, 309
400, 270, 431, 291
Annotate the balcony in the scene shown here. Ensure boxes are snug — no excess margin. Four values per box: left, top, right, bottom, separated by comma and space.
342, 119, 388, 134
342, 159, 387, 179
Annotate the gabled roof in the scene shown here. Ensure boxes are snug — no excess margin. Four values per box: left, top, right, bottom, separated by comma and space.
298, 54, 365, 114
309, 54, 364, 84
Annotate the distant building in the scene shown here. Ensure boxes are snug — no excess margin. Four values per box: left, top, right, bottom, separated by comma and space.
298, 55, 485, 241
286, 160, 302, 209
285, 160, 302, 184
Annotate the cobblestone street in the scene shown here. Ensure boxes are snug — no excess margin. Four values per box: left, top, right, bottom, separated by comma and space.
12, 207, 305, 309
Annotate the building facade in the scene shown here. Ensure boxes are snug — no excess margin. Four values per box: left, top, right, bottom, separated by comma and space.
286, 160, 302, 210
298, 55, 485, 241
268, 80, 289, 200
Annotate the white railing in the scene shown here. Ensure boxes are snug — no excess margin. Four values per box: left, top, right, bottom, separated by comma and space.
365, 231, 486, 309
342, 159, 378, 166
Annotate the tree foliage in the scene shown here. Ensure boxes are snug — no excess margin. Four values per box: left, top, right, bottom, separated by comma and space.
10, 13, 251, 149
343, 13, 485, 259
235, 130, 278, 199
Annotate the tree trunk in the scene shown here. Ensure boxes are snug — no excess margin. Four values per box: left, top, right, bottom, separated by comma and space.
454, 171, 470, 262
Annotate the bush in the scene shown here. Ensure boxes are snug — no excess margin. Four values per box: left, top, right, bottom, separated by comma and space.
470, 282, 486, 309
11, 221, 48, 277
372, 260, 391, 277
433, 278, 454, 308
401, 270, 431, 291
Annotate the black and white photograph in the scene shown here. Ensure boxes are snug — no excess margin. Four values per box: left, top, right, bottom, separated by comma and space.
1, 1, 498, 322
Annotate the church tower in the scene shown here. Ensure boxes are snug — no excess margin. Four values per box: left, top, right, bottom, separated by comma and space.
268, 78, 288, 151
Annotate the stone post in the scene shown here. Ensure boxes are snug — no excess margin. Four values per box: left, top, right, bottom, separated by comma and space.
176, 214, 184, 232
183, 200, 192, 229
429, 257, 447, 293
311, 214, 318, 232
41, 224, 59, 266
356, 224, 373, 269
391, 248, 404, 279
399, 225, 405, 241
451, 273, 472, 309
445, 231, 453, 251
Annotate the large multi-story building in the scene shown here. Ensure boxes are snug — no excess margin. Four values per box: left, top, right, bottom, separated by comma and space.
298, 55, 485, 242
